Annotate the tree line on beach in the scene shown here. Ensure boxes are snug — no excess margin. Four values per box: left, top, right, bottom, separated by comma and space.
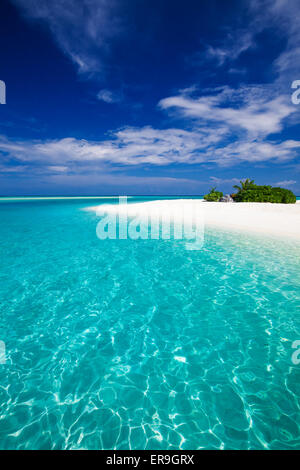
204, 179, 297, 203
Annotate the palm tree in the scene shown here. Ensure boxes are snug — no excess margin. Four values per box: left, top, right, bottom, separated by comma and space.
233, 179, 255, 192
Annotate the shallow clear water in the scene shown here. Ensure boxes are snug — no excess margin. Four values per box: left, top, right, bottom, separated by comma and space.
0, 197, 299, 450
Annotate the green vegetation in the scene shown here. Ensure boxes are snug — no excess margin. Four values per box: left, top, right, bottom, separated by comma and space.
204, 187, 223, 202
204, 180, 296, 203
232, 180, 296, 204
233, 178, 255, 192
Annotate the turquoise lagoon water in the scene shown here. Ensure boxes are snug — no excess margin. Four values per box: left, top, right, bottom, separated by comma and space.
0, 197, 299, 450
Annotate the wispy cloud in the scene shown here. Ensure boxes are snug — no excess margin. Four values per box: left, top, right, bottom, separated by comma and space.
200, 0, 300, 89
12, 0, 121, 76
209, 176, 241, 185
97, 89, 122, 103
268, 0, 300, 86
205, 30, 255, 66
274, 179, 297, 187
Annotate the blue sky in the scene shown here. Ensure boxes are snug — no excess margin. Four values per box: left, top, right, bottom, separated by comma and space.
0, 0, 300, 195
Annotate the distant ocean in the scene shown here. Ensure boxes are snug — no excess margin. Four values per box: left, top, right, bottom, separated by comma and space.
0, 197, 299, 449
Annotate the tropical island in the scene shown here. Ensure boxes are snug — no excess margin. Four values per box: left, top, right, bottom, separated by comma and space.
204, 179, 297, 203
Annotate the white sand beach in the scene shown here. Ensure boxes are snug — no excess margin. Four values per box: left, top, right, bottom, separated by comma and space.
87, 199, 300, 240
200, 200, 300, 239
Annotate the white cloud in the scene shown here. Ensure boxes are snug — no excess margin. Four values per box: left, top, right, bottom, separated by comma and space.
159, 86, 296, 137
208, 139, 300, 167
0, 128, 220, 168
0, 121, 299, 174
